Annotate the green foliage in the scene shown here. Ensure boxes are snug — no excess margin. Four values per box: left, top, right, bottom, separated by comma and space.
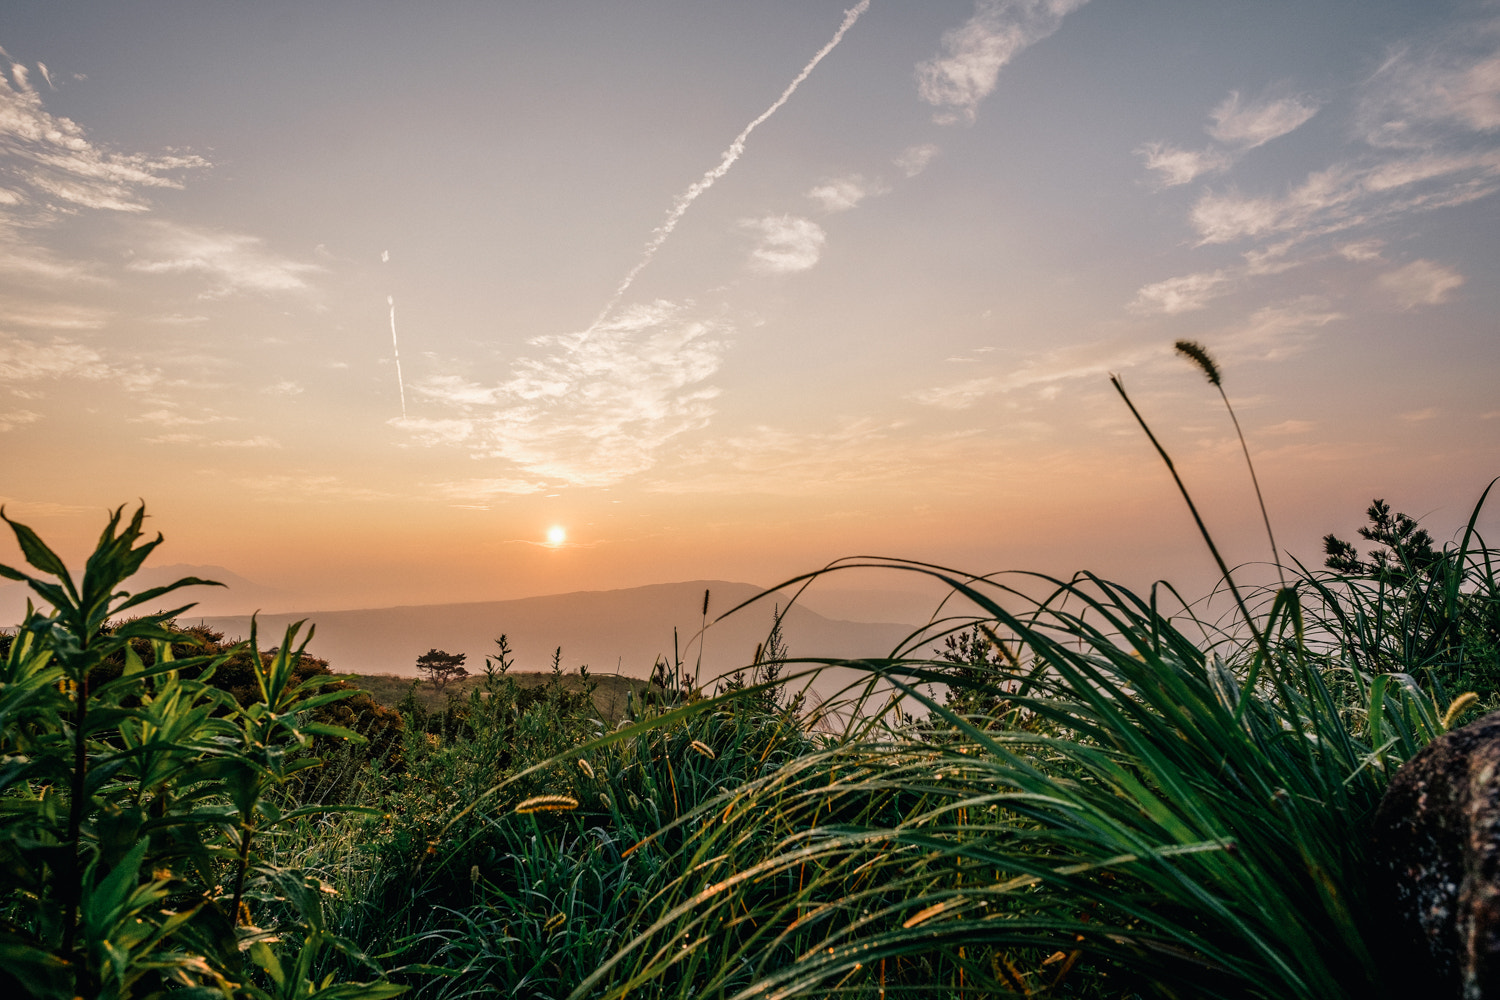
1323, 499, 1441, 582
0, 505, 401, 999
1310, 485, 1500, 694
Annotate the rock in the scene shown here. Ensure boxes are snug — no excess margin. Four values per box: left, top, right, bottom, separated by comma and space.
1369, 710, 1500, 999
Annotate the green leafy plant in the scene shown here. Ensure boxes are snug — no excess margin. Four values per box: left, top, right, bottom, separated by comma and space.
0, 505, 404, 999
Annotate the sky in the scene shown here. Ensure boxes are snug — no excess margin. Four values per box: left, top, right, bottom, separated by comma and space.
0, 0, 1497, 617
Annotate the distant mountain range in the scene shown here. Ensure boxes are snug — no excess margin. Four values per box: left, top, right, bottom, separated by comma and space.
194, 580, 933, 681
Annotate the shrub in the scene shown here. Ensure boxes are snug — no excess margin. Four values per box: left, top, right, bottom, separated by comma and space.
0, 505, 403, 999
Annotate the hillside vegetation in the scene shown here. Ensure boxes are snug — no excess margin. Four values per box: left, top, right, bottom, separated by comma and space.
3, 356, 1498, 998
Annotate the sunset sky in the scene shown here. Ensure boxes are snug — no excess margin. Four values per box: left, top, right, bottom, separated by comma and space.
1, 0, 1497, 617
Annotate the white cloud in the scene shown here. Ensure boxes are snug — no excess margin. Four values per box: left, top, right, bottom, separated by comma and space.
0, 69, 206, 218
1360, 33, 1500, 148
0, 332, 161, 393
1208, 92, 1321, 149
1176, 24, 1500, 250
1230, 298, 1343, 360
127, 223, 321, 296
916, 0, 1090, 125
744, 215, 826, 274
0, 299, 108, 329
1379, 259, 1464, 308
895, 143, 940, 177
0, 332, 111, 382
1137, 143, 1232, 187
262, 380, 304, 396
131, 407, 221, 427
806, 175, 888, 212
429, 477, 548, 500
912, 339, 1157, 410
1338, 239, 1385, 262
211, 435, 280, 448
1188, 150, 1500, 245
0, 408, 39, 431
143, 432, 200, 446
404, 300, 727, 486
1130, 270, 1229, 314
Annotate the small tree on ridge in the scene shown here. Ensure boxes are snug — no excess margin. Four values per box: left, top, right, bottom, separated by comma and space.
416, 648, 468, 691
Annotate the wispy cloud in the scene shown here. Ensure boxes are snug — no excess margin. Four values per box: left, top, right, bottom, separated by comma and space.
0, 298, 108, 329
895, 143, 940, 177
1137, 144, 1232, 187
404, 300, 727, 486
211, 435, 280, 448
1172, 21, 1500, 248
126, 222, 321, 296
744, 215, 826, 273
916, 0, 1090, 125
0, 67, 206, 218
429, 477, 548, 501
1208, 92, 1321, 149
261, 380, 304, 396
1130, 269, 1229, 314
0, 332, 112, 382
0, 331, 162, 400
130, 407, 223, 428
1359, 28, 1500, 148
1228, 298, 1343, 360
912, 338, 1158, 410
1139, 90, 1320, 187
0, 408, 39, 431
1378, 259, 1464, 308
807, 174, 888, 212
1189, 151, 1500, 245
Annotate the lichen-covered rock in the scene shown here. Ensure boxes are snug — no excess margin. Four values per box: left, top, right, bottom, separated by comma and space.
1370, 710, 1500, 999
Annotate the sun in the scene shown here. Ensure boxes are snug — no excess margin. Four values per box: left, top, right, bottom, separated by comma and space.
546, 525, 566, 546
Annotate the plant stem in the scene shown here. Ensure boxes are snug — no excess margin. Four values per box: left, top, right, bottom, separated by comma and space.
1217, 382, 1286, 589
62, 663, 88, 960
1110, 375, 1270, 664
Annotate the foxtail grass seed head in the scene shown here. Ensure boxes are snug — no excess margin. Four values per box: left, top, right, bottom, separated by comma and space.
544, 912, 566, 934
599, 792, 611, 809
690, 739, 716, 759
1443, 691, 1480, 730
628, 792, 641, 810
513, 794, 579, 815
1174, 339, 1222, 386
578, 758, 595, 780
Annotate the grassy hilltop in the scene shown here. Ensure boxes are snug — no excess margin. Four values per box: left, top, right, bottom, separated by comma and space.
3, 354, 1497, 998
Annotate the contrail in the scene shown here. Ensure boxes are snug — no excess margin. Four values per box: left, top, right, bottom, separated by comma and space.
388, 294, 407, 419
588, 0, 871, 331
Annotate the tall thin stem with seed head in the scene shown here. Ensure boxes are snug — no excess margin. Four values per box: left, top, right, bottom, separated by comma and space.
1110, 374, 1270, 669
1175, 340, 1286, 589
